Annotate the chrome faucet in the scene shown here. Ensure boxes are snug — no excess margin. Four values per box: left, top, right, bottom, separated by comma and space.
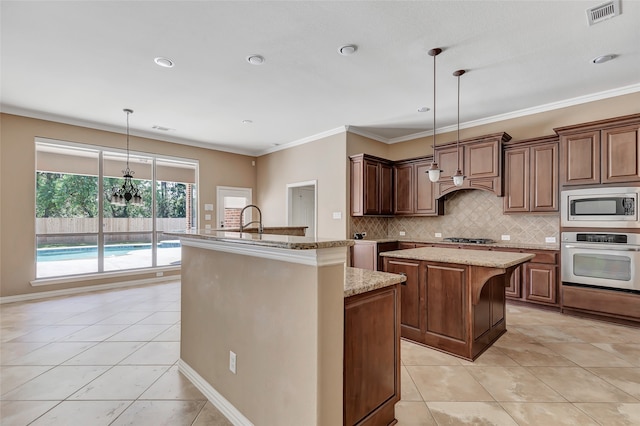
239, 204, 263, 234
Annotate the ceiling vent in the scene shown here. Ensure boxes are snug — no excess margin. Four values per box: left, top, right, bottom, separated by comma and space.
586, 0, 621, 26
152, 125, 174, 132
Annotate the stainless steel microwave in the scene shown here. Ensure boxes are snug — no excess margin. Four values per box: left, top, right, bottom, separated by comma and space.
561, 187, 639, 228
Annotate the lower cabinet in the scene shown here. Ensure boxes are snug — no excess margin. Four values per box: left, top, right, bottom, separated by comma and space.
351, 241, 399, 271
523, 262, 557, 305
344, 284, 401, 426
384, 259, 422, 339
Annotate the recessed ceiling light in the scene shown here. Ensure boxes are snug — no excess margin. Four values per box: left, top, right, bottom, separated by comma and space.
246, 55, 265, 65
242, 120, 253, 124
154, 57, 174, 68
591, 54, 615, 64
417, 106, 430, 113
338, 44, 358, 56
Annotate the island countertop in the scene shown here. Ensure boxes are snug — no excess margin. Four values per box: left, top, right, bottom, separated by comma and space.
345, 267, 406, 297
381, 247, 534, 268
164, 229, 353, 250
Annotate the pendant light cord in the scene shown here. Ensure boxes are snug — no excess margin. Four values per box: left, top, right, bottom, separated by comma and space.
126, 110, 130, 170
433, 52, 436, 153
456, 73, 460, 171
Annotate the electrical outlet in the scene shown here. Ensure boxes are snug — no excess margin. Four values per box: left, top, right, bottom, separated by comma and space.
545, 237, 556, 243
361, 232, 367, 237
501, 235, 511, 241
205, 214, 211, 221
399, 231, 406, 236
332, 211, 342, 219
435, 232, 442, 238
229, 351, 237, 374
156, 271, 163, 277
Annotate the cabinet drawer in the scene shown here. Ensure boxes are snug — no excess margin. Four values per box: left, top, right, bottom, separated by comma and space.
562, 285, 640, 320
529, 251, 557, 264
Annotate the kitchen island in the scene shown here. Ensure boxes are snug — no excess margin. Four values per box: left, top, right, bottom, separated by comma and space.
382, 247, 534, 361
165, 230, 405, 426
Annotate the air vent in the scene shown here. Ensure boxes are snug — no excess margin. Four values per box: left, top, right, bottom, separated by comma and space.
586, 0, 621, 26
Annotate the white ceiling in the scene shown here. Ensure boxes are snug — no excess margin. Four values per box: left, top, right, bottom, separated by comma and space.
2, 1, 639, 156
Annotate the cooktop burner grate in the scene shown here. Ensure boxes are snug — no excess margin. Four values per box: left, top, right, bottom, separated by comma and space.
442, 237, 495, 244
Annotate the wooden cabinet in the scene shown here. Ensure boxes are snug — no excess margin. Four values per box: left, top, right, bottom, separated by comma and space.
393, 156, 443, 216
384, 258, 423, 340
499, 248, 559, 307
503, 136, 558, 213
351, 240, 398, 271
350, 154, 393, 216
556, 114, 640, 186
434, 132, 511, 198
344, 284, 401, 425
561, 284, 640, 325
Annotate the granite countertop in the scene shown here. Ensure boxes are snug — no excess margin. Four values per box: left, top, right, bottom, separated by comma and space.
344, 267, 406, 298
356, 238, 559, 251
381, 247, 535, 268
214, 226, 307, 232
164, 230, 353, 250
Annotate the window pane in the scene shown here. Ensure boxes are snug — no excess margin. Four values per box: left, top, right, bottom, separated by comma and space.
104, 233, 152, 271
36, 235, 98, 278
157, 232, 181, 266
103, 152, 153, 232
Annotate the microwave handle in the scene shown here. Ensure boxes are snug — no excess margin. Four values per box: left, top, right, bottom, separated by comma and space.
563, 244, 640, 252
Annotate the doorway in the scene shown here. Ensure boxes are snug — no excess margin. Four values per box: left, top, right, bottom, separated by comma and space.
287, 181, 317, 238
216, 186, 252, 229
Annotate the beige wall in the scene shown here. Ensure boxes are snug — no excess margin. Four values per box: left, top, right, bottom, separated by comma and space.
256, 132, 348, 239
180, 245, 344, 425
0, 113, 256, 297
387, 92, 640, 160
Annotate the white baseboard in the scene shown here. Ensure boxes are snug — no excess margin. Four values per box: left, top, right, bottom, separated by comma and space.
0, 275, 179, 304
178, 359, 254, 426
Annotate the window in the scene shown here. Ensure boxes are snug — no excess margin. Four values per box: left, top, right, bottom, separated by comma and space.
216, 186, 252, 229
35, 140, 197, 279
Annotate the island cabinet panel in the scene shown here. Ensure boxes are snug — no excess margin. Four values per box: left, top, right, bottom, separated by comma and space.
556, 113, 640, 186
474, 276, 506, 341
344, 284, 401, 426
384, 259, 423, 338
424, 264, 466, 343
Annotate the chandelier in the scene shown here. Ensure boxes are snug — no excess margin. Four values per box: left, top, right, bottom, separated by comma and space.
110, 108, 143, 206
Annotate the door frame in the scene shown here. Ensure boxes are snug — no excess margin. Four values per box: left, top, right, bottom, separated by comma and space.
286, 180, 317, 239
216, 186, 253, 229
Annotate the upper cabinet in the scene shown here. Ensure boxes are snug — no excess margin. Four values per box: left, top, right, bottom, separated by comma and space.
350, 154, 393, 216
555, 114, 640, 187
434, 133, 511, 198
393, 156, 443, 216
503, 135, 558, 214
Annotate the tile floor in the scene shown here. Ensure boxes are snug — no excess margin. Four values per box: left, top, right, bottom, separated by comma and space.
1, 280, 639, 425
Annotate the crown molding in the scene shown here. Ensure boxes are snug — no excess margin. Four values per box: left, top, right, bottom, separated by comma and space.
257, 126, 348, 156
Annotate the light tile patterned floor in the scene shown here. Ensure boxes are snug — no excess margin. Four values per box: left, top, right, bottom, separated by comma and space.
1, 281, 639, 425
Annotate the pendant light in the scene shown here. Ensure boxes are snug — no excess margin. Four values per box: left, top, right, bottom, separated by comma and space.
452, 69, 466, 187
110, 108, 143, 206
427, 48, 443, 183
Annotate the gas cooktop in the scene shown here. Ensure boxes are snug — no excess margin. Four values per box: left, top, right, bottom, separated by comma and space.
442, 237, 496, 245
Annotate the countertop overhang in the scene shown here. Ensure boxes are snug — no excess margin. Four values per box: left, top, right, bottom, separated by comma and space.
345, 267, 406, 298
164, 229, 353, 250
381, 247, 534, 268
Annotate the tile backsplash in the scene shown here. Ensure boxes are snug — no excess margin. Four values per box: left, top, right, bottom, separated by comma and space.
350, 190, 560, 245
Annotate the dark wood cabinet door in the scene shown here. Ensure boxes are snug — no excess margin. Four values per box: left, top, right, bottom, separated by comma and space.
424, 263, 466, 343
531, 143, 558, 212
351, 242, 376, 271
377, 242, 399, 271
505, 264, 522, 299
393, 163, 413, 215
350, 157, 364, 216
385, 259, 421, 332
363, 160, 380, 215
560, 130, 600, 186
379, 163, 394, 215
504, 147, 530, 213
435, 145, 461, 180
601, 124, 640, 184
524, 263, 557, 305
415, 160, 438, 214
465, 140, 499, 179
344, 285, 400, 426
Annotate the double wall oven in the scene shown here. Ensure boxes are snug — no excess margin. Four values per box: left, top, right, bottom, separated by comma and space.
560, 187, 640, 294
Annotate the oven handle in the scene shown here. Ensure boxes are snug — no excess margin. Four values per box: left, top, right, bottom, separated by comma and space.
563, 244, 640, 252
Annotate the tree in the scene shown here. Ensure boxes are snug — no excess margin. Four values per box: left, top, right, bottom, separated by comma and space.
36, 172, 98, 218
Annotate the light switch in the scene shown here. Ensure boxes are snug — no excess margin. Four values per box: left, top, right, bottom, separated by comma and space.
435, 232, 442, 238
205, 214, 211, 221
205, 224, 211, 230
204, 204, 214, 211
332, 212, 342, 219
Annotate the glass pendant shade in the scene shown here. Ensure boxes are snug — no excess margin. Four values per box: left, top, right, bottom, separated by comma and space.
428, 162, 442, 183
452, 170, 465, 186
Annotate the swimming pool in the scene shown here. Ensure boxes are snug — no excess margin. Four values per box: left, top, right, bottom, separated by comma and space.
37, 242, 179, 262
